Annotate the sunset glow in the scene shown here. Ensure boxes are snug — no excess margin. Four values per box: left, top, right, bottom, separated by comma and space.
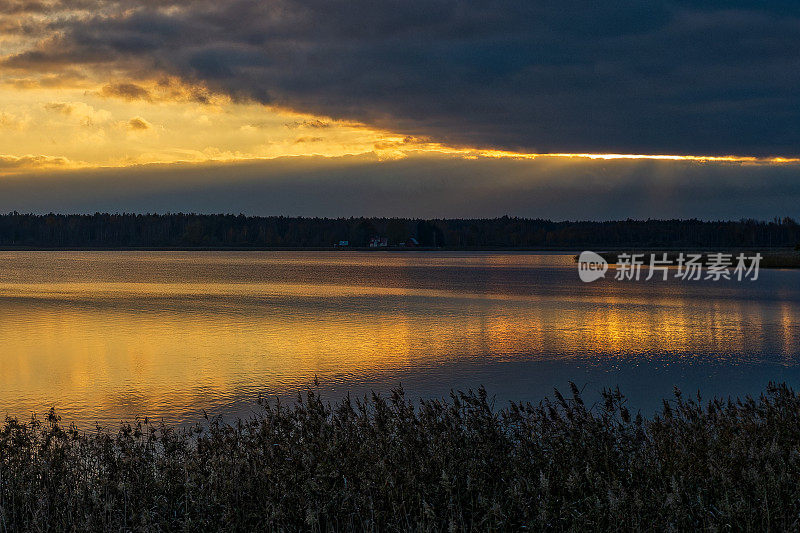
0, 1, 798, 215
3, 1, 800, 180
2, 82, 798, 177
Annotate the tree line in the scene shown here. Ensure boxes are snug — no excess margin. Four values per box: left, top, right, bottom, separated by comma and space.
0, 213, 798, 248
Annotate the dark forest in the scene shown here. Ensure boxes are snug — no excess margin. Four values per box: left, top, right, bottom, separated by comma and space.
1, 213, 799, 249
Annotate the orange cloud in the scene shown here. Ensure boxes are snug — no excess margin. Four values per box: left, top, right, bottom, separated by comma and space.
128, 117, 151, 130
99, 82, 152, 101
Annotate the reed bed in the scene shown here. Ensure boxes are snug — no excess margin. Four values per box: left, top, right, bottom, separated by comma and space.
2, 383, 800, 531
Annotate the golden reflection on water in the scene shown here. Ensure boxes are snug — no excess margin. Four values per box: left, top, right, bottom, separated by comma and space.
0, 251, 798, 426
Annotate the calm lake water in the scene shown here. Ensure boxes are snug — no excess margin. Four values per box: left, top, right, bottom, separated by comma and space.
1, 251, 799, 427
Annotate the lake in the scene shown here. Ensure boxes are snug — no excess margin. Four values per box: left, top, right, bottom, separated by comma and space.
1, 250, 799, 427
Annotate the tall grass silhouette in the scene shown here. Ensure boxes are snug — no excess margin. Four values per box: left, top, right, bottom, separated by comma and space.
1, 383, 800, 530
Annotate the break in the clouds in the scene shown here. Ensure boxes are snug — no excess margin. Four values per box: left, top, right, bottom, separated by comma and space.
1, 153, 799, 220
2, 0, 800, 157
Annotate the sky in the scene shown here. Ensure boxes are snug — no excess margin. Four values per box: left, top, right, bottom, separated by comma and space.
0, 0, 799, 219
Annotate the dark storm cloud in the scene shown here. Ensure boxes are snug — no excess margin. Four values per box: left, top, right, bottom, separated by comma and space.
4, 0, 800, 155
99, 82, 152, 101
0, 154, 799, 220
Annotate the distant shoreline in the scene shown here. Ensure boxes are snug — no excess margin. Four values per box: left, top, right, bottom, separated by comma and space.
2, 215, 799, 251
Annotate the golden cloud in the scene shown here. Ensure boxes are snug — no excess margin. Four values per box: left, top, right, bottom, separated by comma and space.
0, 154, 77, 175
128, 117, 151, 130
99, 82, 152, 102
